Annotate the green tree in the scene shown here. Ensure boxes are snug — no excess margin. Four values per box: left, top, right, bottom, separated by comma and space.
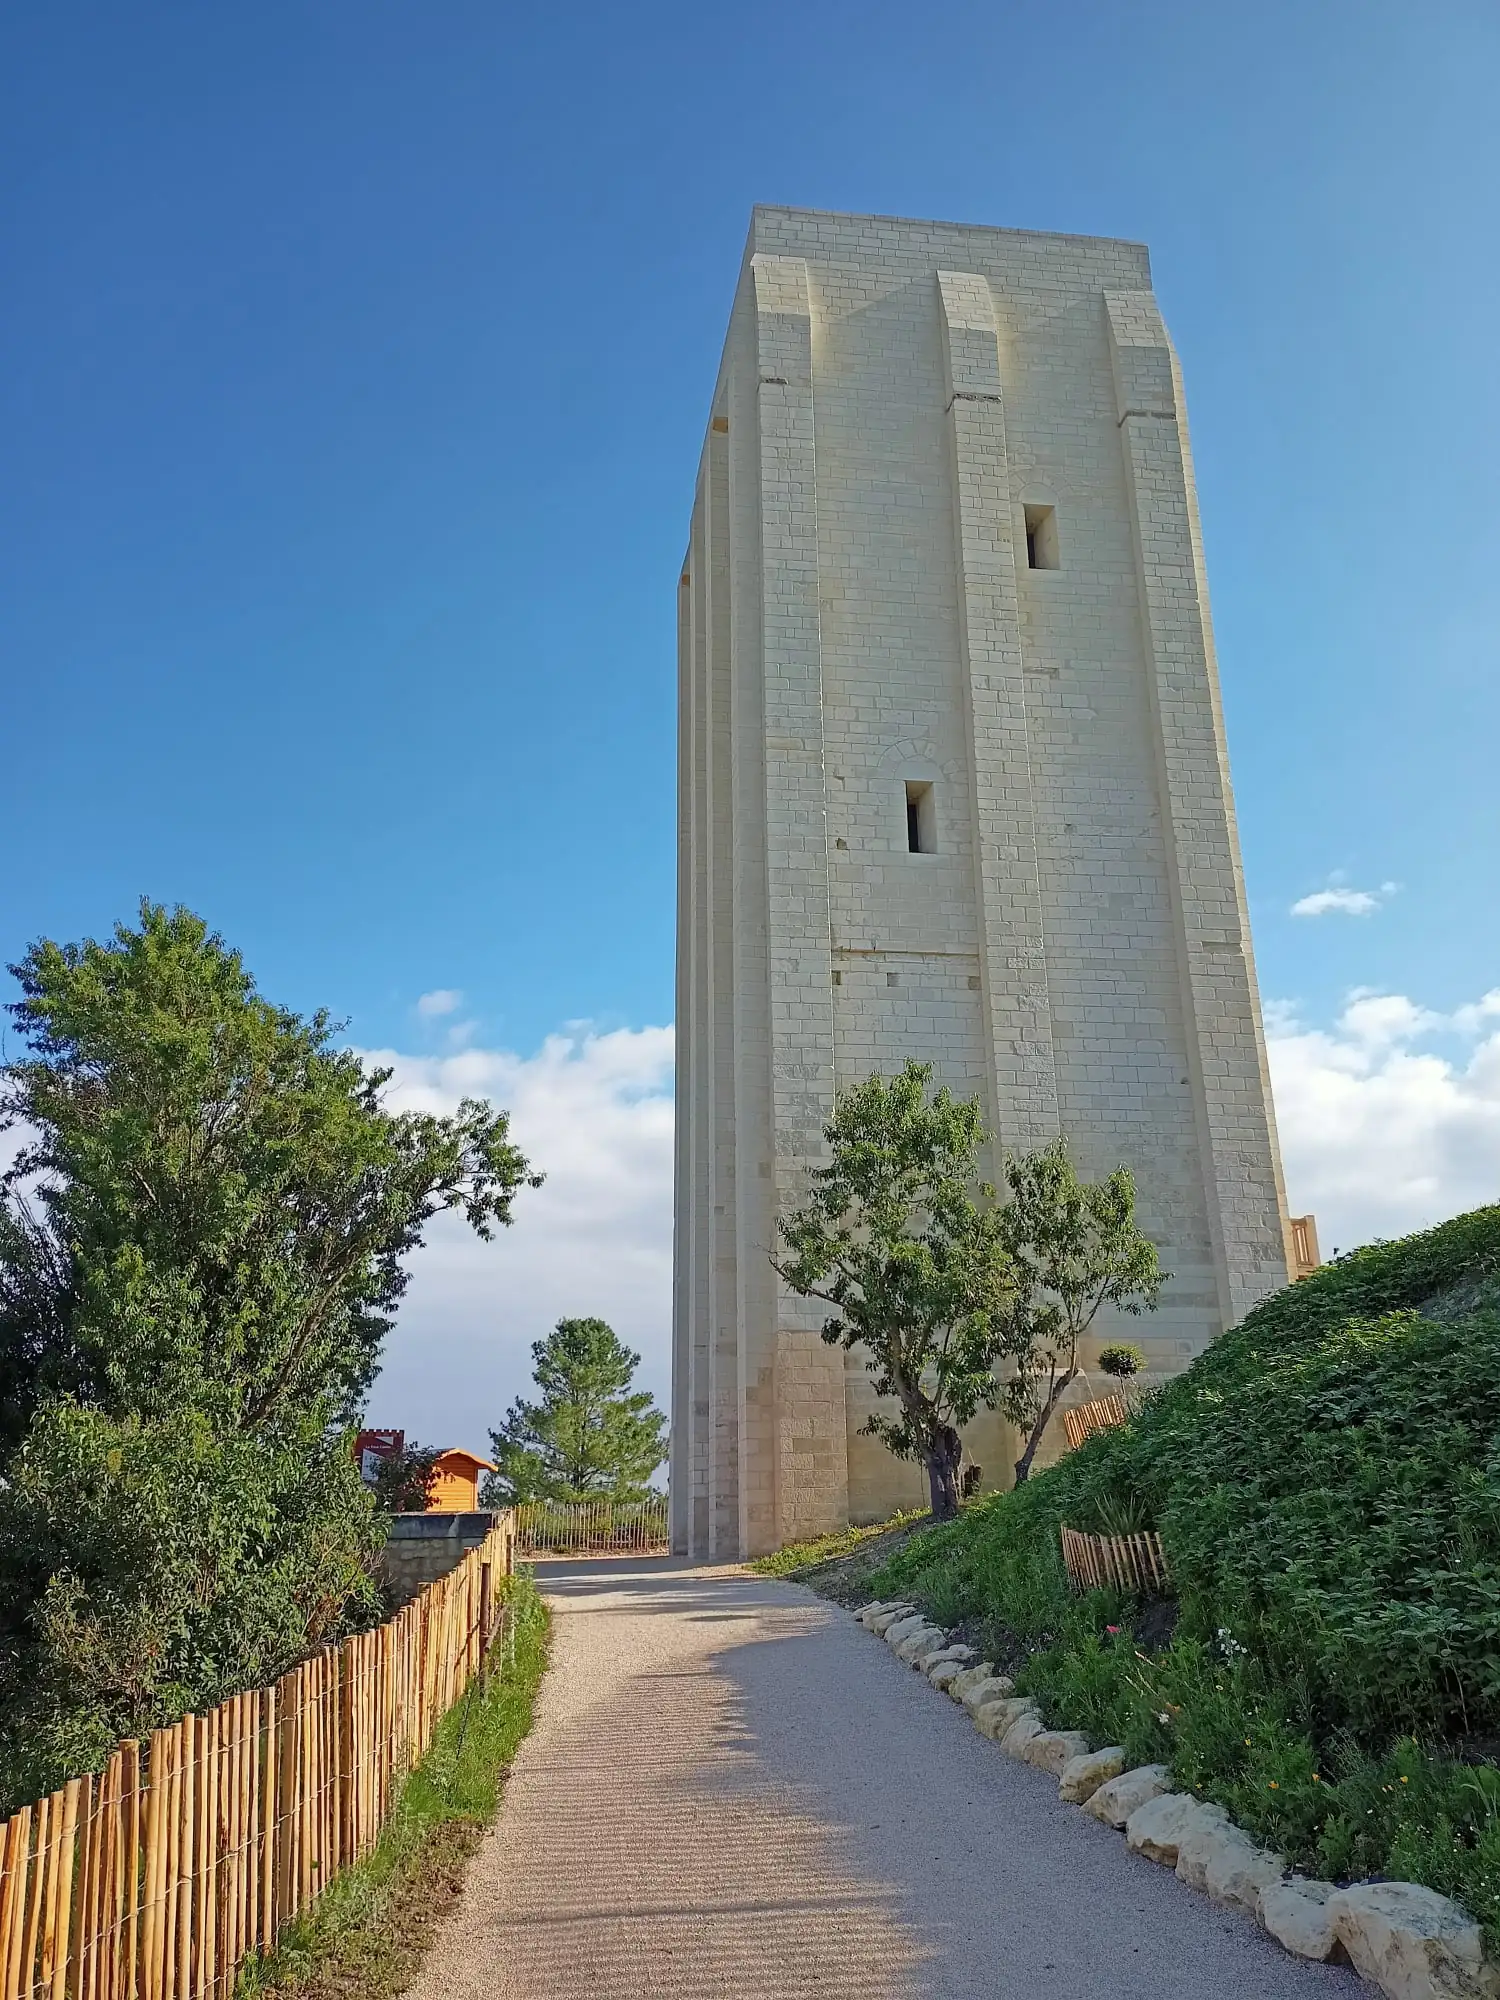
487, 1318, 667, 1503
997, 1141, 1164, 1485
772, 1064, 1017, 1520
366, 1438, 444, 1515
0, 902, 541, 1806
1097, 1341, 1145, 1382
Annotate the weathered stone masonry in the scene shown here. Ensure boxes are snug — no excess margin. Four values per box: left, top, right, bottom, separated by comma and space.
673, 207, 1294, 1559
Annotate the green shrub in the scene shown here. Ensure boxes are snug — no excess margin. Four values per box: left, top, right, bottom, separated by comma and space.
867, 1204, 1500, 1940
1096, 1343, 1144, 1380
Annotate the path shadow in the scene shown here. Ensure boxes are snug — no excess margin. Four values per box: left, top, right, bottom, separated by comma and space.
528, 1563, 1363, 2000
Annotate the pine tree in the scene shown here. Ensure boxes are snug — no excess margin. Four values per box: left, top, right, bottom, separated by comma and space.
488, 1318, 666, 1503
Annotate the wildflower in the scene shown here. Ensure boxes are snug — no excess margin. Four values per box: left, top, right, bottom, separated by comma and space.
1312, 1774, 1320, 1783
1401, 1775, 1409, 1784
1106, 1624, 1120, 1636
1269, 1781, 1278, 1789
1158, 1712, 1171, 1725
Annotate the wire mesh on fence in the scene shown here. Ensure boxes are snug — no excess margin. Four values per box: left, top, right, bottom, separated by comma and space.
0, 1515, 515, 2000
514, 1498, 668, 1557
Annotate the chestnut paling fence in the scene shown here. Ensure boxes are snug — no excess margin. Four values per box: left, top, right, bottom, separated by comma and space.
1059, 1524, 1171, 1596
0, 1515, 516, 2000
1061, 1393, 1134, 1453
514, 1498, 669, 1557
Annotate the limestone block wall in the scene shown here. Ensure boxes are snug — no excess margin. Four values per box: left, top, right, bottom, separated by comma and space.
673, 207, 1293, 1559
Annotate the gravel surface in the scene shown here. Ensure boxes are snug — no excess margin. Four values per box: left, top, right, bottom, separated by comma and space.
409, 1557, 1363, 1999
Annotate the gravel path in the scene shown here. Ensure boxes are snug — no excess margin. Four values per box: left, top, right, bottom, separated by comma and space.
411, 1557, 1363, 2000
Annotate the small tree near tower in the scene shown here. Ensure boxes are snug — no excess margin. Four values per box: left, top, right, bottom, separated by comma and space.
773, 1062, 1165, 1519
997, 1143, 1163, 1485
772, 1064, 1015, 1521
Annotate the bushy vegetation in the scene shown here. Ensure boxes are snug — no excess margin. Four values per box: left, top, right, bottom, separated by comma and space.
0, 903, 539, 1808
750, 1510, 929, 1580
866, 1205, 1500, 1941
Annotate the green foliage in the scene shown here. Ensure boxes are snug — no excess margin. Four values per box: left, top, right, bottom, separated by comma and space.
773, 1063, 1018, 1518
996, 1142, 1162, 1482
0, 903, 540, 1808
773, 1064, 1161, 1516
0, 903, 540, 1443
865, 1203, 1500, 1942
1088, 1487, 1152, 1537
748, 1510, 928, 1579
486, 1317, 666, 1504
0, 1405, 380, 1800
1097, 1342, 1145, 1380
367, 1441, 443, 1516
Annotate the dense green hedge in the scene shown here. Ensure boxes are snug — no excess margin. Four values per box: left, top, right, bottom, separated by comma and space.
868, 1205, 1500, 1939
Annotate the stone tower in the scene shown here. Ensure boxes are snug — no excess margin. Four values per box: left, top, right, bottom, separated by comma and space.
672, 206, 1292, 1561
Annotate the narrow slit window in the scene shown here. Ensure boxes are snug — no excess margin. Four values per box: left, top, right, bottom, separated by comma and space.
1024, 503, 1060, 570
905, 780, 936, 853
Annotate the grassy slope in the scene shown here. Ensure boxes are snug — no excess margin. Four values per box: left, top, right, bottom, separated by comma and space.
749, 1511, 931, 1596
238, 1575, 549, 2000
853, 1206, 1500, 1942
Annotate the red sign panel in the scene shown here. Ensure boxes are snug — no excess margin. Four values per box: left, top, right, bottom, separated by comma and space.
353, 1428, 404, 1483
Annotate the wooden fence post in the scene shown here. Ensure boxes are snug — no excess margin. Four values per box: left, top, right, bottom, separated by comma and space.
121, 1742, 140, 2000
46, 1779, 82, 2000
1, 1806, 33, 2000
478, 1564, 493, 1690
22, 1797, 52, 2000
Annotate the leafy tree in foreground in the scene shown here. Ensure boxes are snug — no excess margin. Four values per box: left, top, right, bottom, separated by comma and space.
487, 1317, 667, 1504
773, 1064, 1016, 1520
0, 901, 541, 1806
998, 1142, 1163, 1485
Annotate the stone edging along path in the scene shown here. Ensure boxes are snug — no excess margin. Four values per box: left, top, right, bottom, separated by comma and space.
855, 1601, 1500, 2000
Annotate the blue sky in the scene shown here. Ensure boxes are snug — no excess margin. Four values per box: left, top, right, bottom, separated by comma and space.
4, 1, 1497, 1442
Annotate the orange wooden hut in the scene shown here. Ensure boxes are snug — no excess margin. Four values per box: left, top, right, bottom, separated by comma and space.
424, 1447, 496, 1514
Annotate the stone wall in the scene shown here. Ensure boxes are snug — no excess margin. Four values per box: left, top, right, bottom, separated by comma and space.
379, 1512, 499, 1609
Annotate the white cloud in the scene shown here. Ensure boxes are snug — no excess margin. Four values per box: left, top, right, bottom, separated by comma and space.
10, 980, 1499, 1449
358, 1025, 674, 1454
363, 982, 1500, 1449
415, 989, 464, 1019
1289, 880, 1398, 918
1267, 987, 1500, 1254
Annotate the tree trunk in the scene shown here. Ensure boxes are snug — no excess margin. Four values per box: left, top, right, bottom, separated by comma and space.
924, 1423, 963, 1520
1013, 1366, 1079, 1486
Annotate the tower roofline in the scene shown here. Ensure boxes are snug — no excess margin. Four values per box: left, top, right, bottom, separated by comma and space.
748, 201, 1151, 263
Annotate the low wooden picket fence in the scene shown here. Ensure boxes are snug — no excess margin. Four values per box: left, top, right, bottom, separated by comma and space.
1061, 1394, 1133, 1452
514, 1497, 668, 1557
1060, 1524, 1171, 1596
0, 1514, 516, 2000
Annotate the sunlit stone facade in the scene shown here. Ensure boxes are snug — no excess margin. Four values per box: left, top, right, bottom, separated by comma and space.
672, 207, 1292, 1559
